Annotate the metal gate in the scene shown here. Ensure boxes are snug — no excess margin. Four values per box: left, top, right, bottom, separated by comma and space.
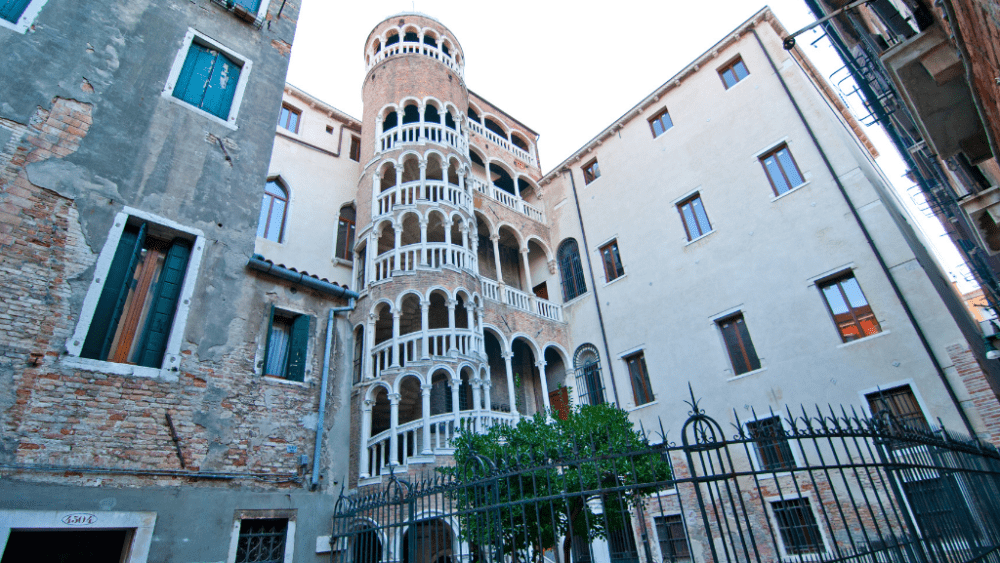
331, 393, 1000, 563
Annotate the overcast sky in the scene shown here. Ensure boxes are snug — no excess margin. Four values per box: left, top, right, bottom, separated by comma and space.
285, 0, 974, 290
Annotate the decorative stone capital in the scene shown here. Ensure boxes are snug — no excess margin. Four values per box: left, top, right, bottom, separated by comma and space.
451, 377, 463, 387
419, 219, 429, 228
368, 312, 379, 322
489, 234, 500, 243
363, 399, 375, 410
419, 161, 427, 170
394, 163, 404, 172
392, 310, 402, 319
446, 299, 457, 309
548, 260, 558, 275
535, 360, 547, 369
421, 384, 433, 394
388, 393, 401, 404
501, 351, 513, 360
520, 247, 530, 256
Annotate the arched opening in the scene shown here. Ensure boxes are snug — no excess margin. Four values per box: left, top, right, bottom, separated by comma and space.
467, 107, 480, 123
426, 154, 444, 182
351, 525, 382, 563
403, 29, 419, 42
371, 387, 390, 436
401, 154, 420, 184
444, 111, 456, 130
469, 150, 487, 186
517, 177, 535, 200
545, 347, 569, 419
450, 216, 464, 249
353, 325, 364, 384
558, 238, 586, 302
426, 211, 447, 244
447, 159, 459, 186
355, 240, 367, 290
401, 519, 454, 563
382, 110, 398, 132
441, 40, 451, 56
430, 370, 451, 415
454, 293, 469, 329
574, 344, 605, 406
372, 39, 381, 54
386, 32, 399, 46
422, 33, 437, 47
483, 330, 509, 412
400, 213, 420, 248
335, 204, 356, 261
373, 303, 392, 346
398, 375, 423, 425
428, 291, 448, 330
511, 338, 541, 415
484, 117, 507, 139
459, 366, 474, 411
402, 104, 420, 125
424, 104, 441, 123
379, 161, 397, 192
489, 163, 515, 195
476, 214, 496, 282
399, 293, 422, 336
257, 179, 288, 243
496, 226, 522, 289
511, 132, 529, 151
376, 224, 394, 256
527, 239, 549, 299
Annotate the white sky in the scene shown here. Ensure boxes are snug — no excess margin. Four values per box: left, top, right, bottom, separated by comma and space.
285, 0, 974, 291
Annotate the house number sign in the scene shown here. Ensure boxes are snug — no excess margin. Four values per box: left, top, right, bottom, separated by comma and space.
61, 513, 98, 526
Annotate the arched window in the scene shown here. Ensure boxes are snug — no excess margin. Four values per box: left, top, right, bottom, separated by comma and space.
558, 239, 586, 301
424, 105, 441, 123
382, 110, 398, 132
574, 344, 605, 406
403, 30, 419, 42
257, 179, 288, 242
402, 104, 420, 124
336, 205, 356, 260
385, 32, 399, 46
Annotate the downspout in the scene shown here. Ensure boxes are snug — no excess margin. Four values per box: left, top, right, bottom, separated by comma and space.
565, 168, 621, 406
751, 28, 976, 435
312, 298, 356, 490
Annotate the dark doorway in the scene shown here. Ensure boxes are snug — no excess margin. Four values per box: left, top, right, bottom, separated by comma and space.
2, 529, 130, 563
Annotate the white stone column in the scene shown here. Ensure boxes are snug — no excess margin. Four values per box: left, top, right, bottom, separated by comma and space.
388, 393, 400, 465
491, 234, 504, 289
451, 377, 462, 417
521, 247, 534, 307
418, 160, 427, 201
503, 350, 517, 415
372, 172, 381, 218
374, 115, 383, 154
366, 312, 377, 379
475, 306, 486, 358
419, 219, 429, 266
418, 105, 426, 142
421, 384, 433, 455
461, 222, 470, 250
391, 310, 401, 368
443, 218, 453, 253
470, 229, 479, 275
471, 377, 482, 430
360, 399, 373, 478
537, 360, 551, 412
482, 379, 492, 412
420, 299, 430, 359
465, 301, 474, 332
446, 298, 457, 356
393, 224, 403, 273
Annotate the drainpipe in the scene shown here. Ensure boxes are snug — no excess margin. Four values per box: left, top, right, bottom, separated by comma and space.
312, 298, 356, 490
751, 28, 975, 435
565, 169, 621, 406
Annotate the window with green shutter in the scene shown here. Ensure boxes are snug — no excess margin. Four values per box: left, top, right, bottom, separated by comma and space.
172, 42, 242, 120
263, 306, 311, 382
80, 222, 192, 368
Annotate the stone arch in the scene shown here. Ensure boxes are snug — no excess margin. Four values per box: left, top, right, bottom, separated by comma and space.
511, 131, 531, 152
482, 113, 509, 139
364, 380, 392, 401
353, 323, 365, 384
423, 101, 442, 124
453, 292, 470, 330
380, 104, 400, 132
517, 175, 539, 200
427, 289, 449, 331
400, 518, 455, 563
543, 343, 571, 393
397, 292, 423, 337
524, 234, 553, 260
425, 209, 448, 244
573, 343, 605, 406
378, 160, 398, 192
402, 25, 420, 42
495, 223, 523, 288
425, 151, 445, 182
371, 300, 393, 346
488, 160, 515, 194
429, 369, 452, 416
510, 334, 543, 415
385, 29, 400, 46
400, 153, 421, 184
396, 373, 423, 425
375, 219, 395, 256
398, 211, 421, 248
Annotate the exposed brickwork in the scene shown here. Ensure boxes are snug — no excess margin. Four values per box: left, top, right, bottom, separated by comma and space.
948, 342, 1000, 445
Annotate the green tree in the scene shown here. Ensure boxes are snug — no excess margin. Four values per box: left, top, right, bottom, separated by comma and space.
440, 403, 672, 563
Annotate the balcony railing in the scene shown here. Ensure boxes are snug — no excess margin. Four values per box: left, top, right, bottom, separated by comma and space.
370, 328, 484, 379
469, 177, 545, 222
367, 42, 464, 79
480, 279, 563, 322
366, 410, 518, 474
375, 180, 473, 217
371, 244, 477, 283
467, 120, 537, 167
378, 122, 469, 155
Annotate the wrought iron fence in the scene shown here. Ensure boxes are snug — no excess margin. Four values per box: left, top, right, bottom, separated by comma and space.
331, 391, 1000, 563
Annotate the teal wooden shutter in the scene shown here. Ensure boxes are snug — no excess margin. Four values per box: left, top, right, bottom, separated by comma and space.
262, 304, 276, 376
134, 238, 191, 367
200, 50, 240, 119
0, 0, 31, 23
172, 43, 217, 109
80, 223, 147, 360
232, 0, 261, 12
284, 315, 311, 382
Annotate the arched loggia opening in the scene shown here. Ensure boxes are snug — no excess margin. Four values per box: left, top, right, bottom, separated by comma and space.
369, 386, 391, 473
489, 163, 514, 195
511, 338, 542, 416
401, 518, 454, 563
496, 226, 522, 290
351, 524, 382, 563
483, 330, 509, 412
545, 347, 570, 419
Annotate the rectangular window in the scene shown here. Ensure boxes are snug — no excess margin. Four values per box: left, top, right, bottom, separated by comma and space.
771, 498, 825, 555
173, 43, 242, 120
0, 0, 30, 23
677, 194, 712, 241
819, 272, 881, 342
583, 158, 601, 184
746, 416, 795, 471
625, 351, 654, 406
236, 518, 288, 563
865, 385, 930, 432
263, 306, 311, 382
649, 108, 673, 138
719, 57, 750, 89
0, 0, 45, 32
575, 360, 605, 406
80, 222, 192, 369
654, 515, 691, 562
349, 136, 361, 162
278, 104, 300, 133
718, 313, 760, 375
760, 144, 805, 196
336, 207, 356, 261
599, 240, 624, 282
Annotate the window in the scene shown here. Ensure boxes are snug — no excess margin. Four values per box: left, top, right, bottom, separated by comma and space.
263, 306, 311, 382
163, 30, 252, 127
719, 57, 750, 89
349, 136, 361, 162
583, 158, 601, 184
865, 385, 930, 432
677, 194, 712, 241
771, 498, 825, 555
335, 205, 356, 260
760, 144, 805, 196
257, 180, 288, 242
574, 345, 605, 406
649, 108, 673, 138
746, 416, 795, 471
718, 313, 760, 375
0, 0, 46, 32
278, 104, 300, 133
235, 518, 289, 563
558, 239, 586, 301
818, 273, 881, 342
599, 240, 624, 282
654, 515, 691, 563
624, 351, 654, 406
79, 222, 192, 369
